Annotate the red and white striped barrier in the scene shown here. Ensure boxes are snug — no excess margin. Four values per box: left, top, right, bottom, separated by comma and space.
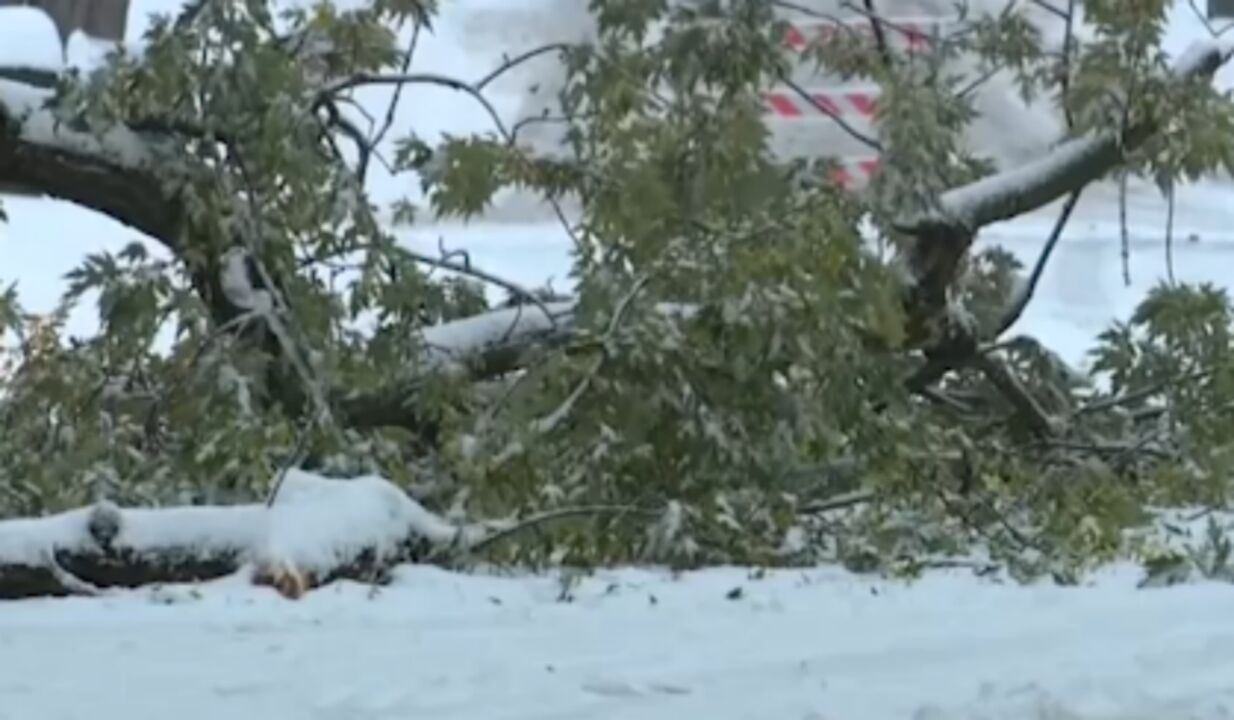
830, 158, 881, 190
783, 18, 938, 53
763, 89, 879, 119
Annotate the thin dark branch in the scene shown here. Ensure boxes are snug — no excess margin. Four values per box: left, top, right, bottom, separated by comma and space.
1119, 171, 1132, 287
862, 0, 895, 69
1165, 179, 1177, 284
837, 0, 949, 50
321, 72, 513, 139
454, 505, 659, 557
800, 489, 874, 514
1025, 0, 1068, 20
958, 65, 1000, 99
475, 43, 571, 91
400, 246, 557, 325
778, 75, 883, 151
1060, 0, 1077, 129
990, 188, 1083, 338
1075, 369, 1214, 417
366, 22, 422, 181
1188, 0, 1220, 37
971, 353, 1056, 437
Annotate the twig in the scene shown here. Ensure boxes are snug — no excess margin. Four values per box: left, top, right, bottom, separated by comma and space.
1060, 0, 1077, 129
42, 549, 104, 596
837, 0, 950, 50
367, 20, 422, 175
1075, 369, 1214, 417
1119, 171, 1132, 287
1025, 0, 1068, 20
1188, 0, 1220, 38
921, 386, 977, 414
862, 0, 895, 69
779, 75, 883, 151
529, 275, 651, 434
990, 188, 1083, 339
957, 65, 1000, 99
800, 489, 874, 514
321, 72, 514, 140
475, 43, 571, 91
455, 505, 659, 557
265, 416, 316, 508
1164, 178, 1177, 284
400, 246, 558, 326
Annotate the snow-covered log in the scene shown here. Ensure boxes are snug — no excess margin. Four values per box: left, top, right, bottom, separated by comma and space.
336, 301, 578, 430
0, 470, 477, 600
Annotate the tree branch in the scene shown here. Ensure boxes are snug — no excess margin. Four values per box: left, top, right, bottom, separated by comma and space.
895, 37, 1234, 347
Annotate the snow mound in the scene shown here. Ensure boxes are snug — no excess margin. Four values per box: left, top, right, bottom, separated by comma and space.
260, 469, 460, 575
0, 7, 63, 71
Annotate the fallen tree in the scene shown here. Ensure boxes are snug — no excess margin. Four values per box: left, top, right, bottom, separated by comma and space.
0, 468, 664, 599
4, 0, 1234, 596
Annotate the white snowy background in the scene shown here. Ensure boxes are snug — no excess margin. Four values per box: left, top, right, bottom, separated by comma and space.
4, 1, 1234, 718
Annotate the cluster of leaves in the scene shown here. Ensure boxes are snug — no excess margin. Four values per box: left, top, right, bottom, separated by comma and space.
4, 0, 1234, 582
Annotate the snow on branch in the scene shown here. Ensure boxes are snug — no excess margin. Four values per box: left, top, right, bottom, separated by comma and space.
0, 471, 481, 600
0, 79, 153, 170
0, 77, 180, 246
418, 301, 577, 371
897, 37, 1234, 236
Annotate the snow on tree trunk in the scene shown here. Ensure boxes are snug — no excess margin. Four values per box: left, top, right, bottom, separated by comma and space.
0, 471, 470, 600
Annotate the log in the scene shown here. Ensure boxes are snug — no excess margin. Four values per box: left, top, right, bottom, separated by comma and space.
0, 471, 467, 600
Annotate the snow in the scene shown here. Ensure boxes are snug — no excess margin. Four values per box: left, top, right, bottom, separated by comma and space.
0, 77, 154, 168
0, 562, 1231, 718
419, 300, 575, 365
262, 469, 460, 572
0, 471, 463, 576
7, 4, 1234, 716
0, 7, 63, 71
0, 507, 93, 566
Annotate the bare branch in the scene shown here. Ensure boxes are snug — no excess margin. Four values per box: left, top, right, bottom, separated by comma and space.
1187, 0, 1221, 38
399, 245, 558, 324
1024, 0, 1068, 21
990, 188, 1083, 339
475, 43, 571, 91
1059, 0, 1078, 129
1119, 171, 1132, 287
455, 505, 659, 558
778, 75, 883, 151
861, 0, 895, 69
367, 20, 423, 176
1165, 179, 1177, 284
320, 72, 513, 139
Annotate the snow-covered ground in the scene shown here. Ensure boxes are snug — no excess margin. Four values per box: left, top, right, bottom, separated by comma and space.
1, 563, 1233, 719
